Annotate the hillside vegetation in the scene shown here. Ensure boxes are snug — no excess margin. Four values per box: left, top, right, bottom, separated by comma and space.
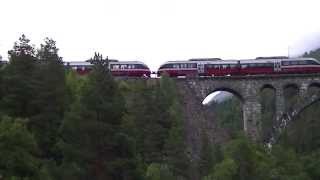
0, 35, 319, 180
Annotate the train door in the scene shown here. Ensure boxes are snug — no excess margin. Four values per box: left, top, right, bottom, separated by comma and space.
274, 61, 281, 72
197, 63, 205, 76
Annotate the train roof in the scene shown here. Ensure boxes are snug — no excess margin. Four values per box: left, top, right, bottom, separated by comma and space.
239, 57, 317, 63
64, 60, 149, 66
255, 56, 288, 59
189, 58, 222, 61
161, 59, 237, 65
109, 61, 148, 65
64, 61, 91, 66
158, 57, 319, 67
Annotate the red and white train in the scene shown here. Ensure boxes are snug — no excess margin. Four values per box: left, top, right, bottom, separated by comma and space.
65, 60, 151, 77
64, 56, 320, 77
157, 57, 320, 77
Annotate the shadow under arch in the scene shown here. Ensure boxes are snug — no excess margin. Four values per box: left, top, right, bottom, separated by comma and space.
260, 84, 276, 91
283, 83, 299, 112
308, 82, 320, 96
308, 82, 320, 88
283, 83, 299, 90
259, 84, 276, 142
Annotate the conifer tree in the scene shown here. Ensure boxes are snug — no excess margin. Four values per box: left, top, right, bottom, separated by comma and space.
164, 101, 190, 179
60, 53, 140, 180
1, 34, 38, 117
29, 38, 66, 159
0, 116, 39, 179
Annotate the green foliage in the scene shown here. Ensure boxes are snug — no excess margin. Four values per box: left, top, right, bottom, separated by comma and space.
29, 38, 67, 159
60, 53, 141, 180
204, 158, 238, 180
0, 116, 39, 179
302, 150, 320, 180
199, 136, 223, 178
201, 135, 312, 180
280, 100, 320, 154
1, 36, 320, 180
164, 101, 189, 179
120, 74, 189, 179
1, 34, 38, 117
145, 163, 175, 180
212, 96, 243, 136
65, 70, 88, 108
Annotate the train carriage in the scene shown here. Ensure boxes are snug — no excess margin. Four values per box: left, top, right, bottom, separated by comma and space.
65, 60, 151, 77
157, 57, 320, 77
157, 61, 198, 77
110, 61, 150, 77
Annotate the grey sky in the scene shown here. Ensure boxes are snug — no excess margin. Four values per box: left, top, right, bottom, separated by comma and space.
1, 0, 320, 70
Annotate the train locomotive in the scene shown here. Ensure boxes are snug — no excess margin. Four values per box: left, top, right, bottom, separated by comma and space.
157, 57, 320, 77
65, 60, 151, 77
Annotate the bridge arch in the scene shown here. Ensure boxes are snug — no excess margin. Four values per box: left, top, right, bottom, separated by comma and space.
202, 87, 244, 139
203, 87, 244, 104
283, 83, 299, 90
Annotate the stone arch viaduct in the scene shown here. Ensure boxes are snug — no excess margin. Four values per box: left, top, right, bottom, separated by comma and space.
173, 74, 320, 142
123, 74, 320, 170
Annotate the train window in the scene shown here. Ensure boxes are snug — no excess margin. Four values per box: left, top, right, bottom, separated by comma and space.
160, 64, 172, 69
188, 63, 196, 68
120, 65, 127, 69
307, 60, 318, 65
173, 64, 180, 69
181, 64, 188, 68
111, 64, 120, 69
266, 63, 273, 67
258, 63, 270, 67
127, 64, 135, 69
281, 61, 290, 66
230, 64, 237, 68
135, 64, 146, 69
241, 64, 248, 68
290, 61, 298, 65
297, 61, 306, 65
